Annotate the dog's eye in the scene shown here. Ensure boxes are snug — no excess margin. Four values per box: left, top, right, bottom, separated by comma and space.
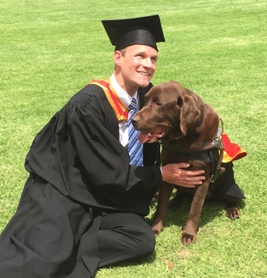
177, 97, 183, 107
152, 97, 161, 106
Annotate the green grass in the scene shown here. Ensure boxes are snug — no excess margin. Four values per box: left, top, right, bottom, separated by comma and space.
0, 0, 266, 277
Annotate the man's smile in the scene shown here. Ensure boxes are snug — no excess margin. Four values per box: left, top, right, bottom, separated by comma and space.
138, 71, 150, 76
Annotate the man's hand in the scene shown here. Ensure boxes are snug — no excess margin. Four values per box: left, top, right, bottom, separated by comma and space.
161, 163, 205, 188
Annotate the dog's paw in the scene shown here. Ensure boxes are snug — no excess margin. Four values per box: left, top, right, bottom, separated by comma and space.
151, 220, 164, 236
226, 207, 240, 220
181, 231, 197, 246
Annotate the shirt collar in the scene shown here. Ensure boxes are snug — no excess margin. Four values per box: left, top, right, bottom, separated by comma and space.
110, 74, 139, 109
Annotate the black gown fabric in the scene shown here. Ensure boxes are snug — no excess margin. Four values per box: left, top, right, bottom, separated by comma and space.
0, 83, 162, 278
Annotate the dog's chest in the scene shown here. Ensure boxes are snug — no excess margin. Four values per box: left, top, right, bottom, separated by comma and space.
161, 142, 210, 171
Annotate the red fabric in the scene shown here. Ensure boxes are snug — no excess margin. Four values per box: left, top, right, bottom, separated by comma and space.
222, 133, 247, 163
90, 79, 128, 121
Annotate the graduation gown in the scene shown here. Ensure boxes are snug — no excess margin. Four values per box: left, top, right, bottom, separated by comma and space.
0, 83, 162, 278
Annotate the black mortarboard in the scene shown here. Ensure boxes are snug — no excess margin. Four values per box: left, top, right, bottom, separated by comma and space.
102, 15, 165, 51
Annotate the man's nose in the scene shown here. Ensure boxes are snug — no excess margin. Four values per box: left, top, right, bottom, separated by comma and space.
142, 58, 152, 68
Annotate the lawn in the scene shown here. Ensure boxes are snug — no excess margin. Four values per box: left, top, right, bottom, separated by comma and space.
0, 0, 266, 277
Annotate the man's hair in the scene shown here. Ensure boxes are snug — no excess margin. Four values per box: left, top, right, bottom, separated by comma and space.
119, 48, 126, 56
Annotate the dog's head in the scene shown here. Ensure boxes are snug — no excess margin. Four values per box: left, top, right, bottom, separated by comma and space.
132, 81, 204, 143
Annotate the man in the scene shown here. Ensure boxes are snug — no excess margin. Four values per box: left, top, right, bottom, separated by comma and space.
0, 15, 205, 278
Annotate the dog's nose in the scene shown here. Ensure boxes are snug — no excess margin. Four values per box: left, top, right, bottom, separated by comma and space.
131, 115, 139, 127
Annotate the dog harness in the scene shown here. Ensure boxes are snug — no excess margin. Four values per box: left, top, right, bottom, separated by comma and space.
162, 119, 247, 183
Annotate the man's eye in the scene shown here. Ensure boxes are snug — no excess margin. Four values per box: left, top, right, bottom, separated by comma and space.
136, 54, 144, 58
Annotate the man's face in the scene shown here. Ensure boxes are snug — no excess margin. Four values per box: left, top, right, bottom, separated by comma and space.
115, 44, 158, 91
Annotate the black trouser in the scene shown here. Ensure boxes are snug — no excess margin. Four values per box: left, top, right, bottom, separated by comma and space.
0, 177, 155, 278
97, 212, 155, 268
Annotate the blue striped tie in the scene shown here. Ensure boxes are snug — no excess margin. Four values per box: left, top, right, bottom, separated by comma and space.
128, 98, 143, 166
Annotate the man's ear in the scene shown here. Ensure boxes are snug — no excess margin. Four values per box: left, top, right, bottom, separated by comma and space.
114, 50, 122, 66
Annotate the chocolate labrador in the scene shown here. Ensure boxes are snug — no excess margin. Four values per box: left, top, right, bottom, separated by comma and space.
132, 81, 241, 245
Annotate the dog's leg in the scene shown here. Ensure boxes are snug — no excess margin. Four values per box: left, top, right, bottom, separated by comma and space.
151, 182, 174, 235
181, 179, 210, 245
168, 188, 184, 209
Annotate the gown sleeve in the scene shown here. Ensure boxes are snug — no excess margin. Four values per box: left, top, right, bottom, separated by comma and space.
25, 85, 162, 214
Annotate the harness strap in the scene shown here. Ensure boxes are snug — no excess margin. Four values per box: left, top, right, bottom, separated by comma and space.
210, 147, 225, 183
210, 119, 225, 182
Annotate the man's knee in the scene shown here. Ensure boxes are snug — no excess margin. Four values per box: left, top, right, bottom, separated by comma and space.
98, 213, 156, 264
134, 225, 155, 257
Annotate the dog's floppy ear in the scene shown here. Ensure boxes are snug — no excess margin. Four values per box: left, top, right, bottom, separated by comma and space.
179, 94, 201, 135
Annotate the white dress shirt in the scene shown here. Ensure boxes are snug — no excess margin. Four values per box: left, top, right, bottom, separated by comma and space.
109, 74, 140, 147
